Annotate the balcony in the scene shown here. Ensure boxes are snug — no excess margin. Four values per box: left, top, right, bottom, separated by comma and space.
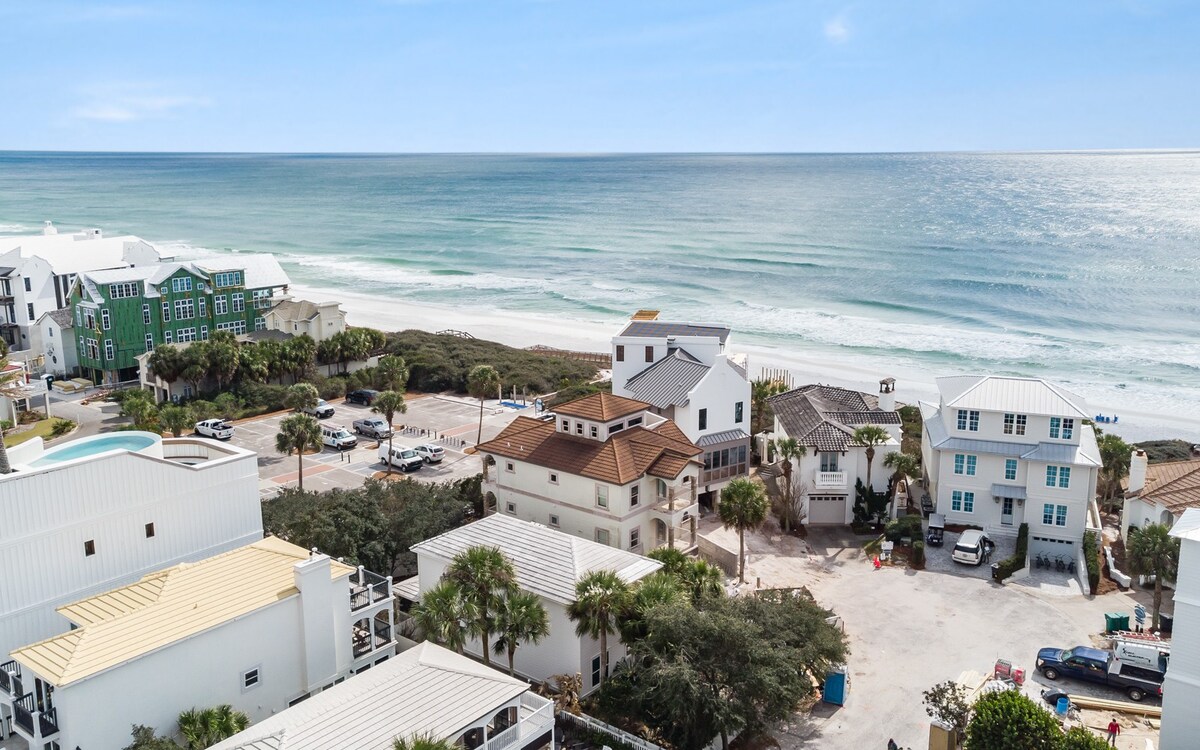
13, 693, 59, 739
650, 485, 699, 527
483, 693, 555, 750
353, 621, 393, 658
0, 660, 20, 697
812, 470, 848, 490
350, 567, 392, 611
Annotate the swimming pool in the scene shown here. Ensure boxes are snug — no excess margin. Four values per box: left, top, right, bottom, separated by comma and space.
29, 433, 160, 467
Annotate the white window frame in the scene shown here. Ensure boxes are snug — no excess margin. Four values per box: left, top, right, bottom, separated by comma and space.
595, 484, 609, 509
548, 514, 560, 528
142, 303, 151, 325
505, 461, 515, 473
548, 471, 558, 485
1004, 459, 1017, 481
104, 339, 114, 360
630, 485, 640, 507
164, 330, 173, 344
506, 501, 516, 514
200, 325, 209, 341
145, 333, 155, 352
215, 295, 228, 316
101, 309, 110, 330
232, 293, 245, 313
594, 528, 610, 546
198, 297, 207, 317
630, 528, 640, 550
162, 301, 171, 322
242, 666, 261, 691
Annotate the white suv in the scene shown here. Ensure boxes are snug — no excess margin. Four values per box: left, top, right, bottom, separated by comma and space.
415, 444, 445, 464
304, 399, 335, 419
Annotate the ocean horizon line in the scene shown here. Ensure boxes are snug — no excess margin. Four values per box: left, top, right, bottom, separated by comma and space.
2, 148, 1198, 157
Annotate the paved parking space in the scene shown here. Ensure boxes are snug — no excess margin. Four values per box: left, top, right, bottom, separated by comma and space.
223, 395, 529, 498
923, 529, 1016, 579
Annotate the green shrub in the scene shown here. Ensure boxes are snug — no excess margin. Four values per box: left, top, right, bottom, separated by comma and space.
314, 376, 346, 400
993, 523, 1029, 581
0, 419, 12, 432
50, 418, 76, 437
236, 382, 290, 412
1082, 530, 1101, 593
884, 514, 924, 542
911, 540, 925, 568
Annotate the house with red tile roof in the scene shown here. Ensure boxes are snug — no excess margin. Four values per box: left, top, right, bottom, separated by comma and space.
477, 392, 703, 554
1122, 449, 1200, 539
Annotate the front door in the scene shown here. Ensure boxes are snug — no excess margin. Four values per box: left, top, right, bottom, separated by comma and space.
1001, 497, 1014, 526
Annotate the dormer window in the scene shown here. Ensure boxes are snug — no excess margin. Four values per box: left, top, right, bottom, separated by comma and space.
576, 422, 584, 436
561, 419, 569, 432
590, 425, 599, 438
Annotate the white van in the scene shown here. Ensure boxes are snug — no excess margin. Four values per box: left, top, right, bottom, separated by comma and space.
952, 530, 995, 566
379, 444, 424, 472
321, 424, 358, 450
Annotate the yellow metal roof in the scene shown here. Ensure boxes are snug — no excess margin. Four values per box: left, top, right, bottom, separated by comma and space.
13, 537, 354, 687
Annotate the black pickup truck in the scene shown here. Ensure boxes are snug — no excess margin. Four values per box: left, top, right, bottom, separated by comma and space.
1036, 646, 1164, 702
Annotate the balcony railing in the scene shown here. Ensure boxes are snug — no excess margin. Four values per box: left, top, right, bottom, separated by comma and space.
353, 622, 393, 658
13, 692, 59, 738
0, 660, 21, 697
813, 470, 848, 489
350, 567, 392, 611
484, 693, 555, 750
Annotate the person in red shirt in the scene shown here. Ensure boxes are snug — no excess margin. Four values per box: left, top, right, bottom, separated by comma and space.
1106, 716, 1121, 746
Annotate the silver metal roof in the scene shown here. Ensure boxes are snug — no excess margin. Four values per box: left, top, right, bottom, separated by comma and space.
623, 349, 710, 408
412, 514, 661, 604
1021, 439, 1101, 467
990, 483, 1028, 500
698, 428, 751, 447
936, 375, 1090, 419
207, 643, 534, 750
937, 437, 1035, 457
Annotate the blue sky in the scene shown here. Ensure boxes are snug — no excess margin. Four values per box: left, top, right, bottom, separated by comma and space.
1, 1, 1197, 152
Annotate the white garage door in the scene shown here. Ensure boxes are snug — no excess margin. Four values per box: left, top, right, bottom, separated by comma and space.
808, 495, 847, 525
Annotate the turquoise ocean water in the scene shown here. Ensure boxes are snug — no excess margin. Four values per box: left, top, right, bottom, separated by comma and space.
1, 151, 1197, 433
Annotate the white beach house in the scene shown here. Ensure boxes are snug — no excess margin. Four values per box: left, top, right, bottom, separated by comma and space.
0, 223, 165, 351
764, 383, 902, 525
1159, 508, 1200, 750
0, 432, 264, 664
207, 642, 555, 750
33, 308, 77, 378
478, 391, 703, 553
0, 537, 396, 750
263, 298, 347, 343
921, 376, 1101, 559
1121, 451, 1200, 540
401, 513, 661, 695
611, 311, 751, 507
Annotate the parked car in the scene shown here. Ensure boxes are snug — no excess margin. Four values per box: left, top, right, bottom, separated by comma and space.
320, 424, 358, 450
379, 444, 424, 472
414, 444, 445, 464
1036, 646, 1164, 702
194, 418, 234, 440
346, 389, 381, 406
352, 417, 392, 439
304, 399, 335, 419
921, 494, 935, 516
951, 529, 994, 565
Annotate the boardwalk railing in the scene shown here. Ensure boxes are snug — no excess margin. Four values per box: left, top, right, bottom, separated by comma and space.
558, 711, 665, 750
524, 345, 612, 368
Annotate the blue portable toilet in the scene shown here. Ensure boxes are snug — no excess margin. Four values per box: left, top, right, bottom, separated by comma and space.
823, 665, 850, 705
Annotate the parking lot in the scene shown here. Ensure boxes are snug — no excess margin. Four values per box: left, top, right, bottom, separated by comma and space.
696, 520, 1161, 749
225, 395, 528, 498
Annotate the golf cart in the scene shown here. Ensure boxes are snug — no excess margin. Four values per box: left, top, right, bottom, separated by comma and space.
926, 513, 945, 547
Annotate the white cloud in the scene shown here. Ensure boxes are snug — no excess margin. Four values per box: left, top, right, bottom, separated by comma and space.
70, 90, 209, 123
824, 14, 850, 43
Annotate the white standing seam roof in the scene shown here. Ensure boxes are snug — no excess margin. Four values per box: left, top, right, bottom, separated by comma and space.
0, 232, 160, 275
936, 375, 1090, 418
622, 349, 711, 408
207, 642, 532, 750
412, 514, 662, 604
77, 254, 290, 303
1170, 508, 1200, 542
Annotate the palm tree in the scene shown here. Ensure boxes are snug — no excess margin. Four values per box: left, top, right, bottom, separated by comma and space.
275, 413, 322, 491
467, 364, 501, 445
750, 378, 787, 436
684, 559, 725, 601
492, 589, 550, 676
158, 404, 193, 437
619, 572, 686, 643
177, 704, 249, 749
445, 546, 518, 667
718, 477, 769, 584
567, 570, 631, 689
646, 546, 690, 578
1097, 432, 1132, 506
412, 580, 477, 654
376, 354, 410, 393
852, 425, 891, 490
1126, 523, 1181, 630
882, 451, 920, 503
0, 355, 26, 474
774, 437, 807, 532
371, 390, 407, 475
147, 344, 184, 401
392, 734, 457, 750
284, 382, 319, 413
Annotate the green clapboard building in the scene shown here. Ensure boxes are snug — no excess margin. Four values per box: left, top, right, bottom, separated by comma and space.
69, 254, 290, 383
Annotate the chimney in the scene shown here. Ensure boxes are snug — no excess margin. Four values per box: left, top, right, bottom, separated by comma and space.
41, 221, 57, 236
1128, 449, 1149, 495
293, 552, 337, 691
878, 377, 897, 412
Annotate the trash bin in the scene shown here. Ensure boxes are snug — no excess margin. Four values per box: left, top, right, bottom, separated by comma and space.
1105, 612, 1130, 633
1159, 613, 1174, 634
1056, 697, 1070, 716
991, 562, 1002, 582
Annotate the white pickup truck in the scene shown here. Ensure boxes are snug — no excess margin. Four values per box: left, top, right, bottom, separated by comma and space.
195, 419, 234, 440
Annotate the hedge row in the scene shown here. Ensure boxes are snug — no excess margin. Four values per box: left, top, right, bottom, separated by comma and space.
1082, 530, 1101, 594
994, 523, 1029, 581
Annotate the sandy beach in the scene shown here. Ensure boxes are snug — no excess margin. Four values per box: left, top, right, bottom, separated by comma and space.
289, 281, 1200, 444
